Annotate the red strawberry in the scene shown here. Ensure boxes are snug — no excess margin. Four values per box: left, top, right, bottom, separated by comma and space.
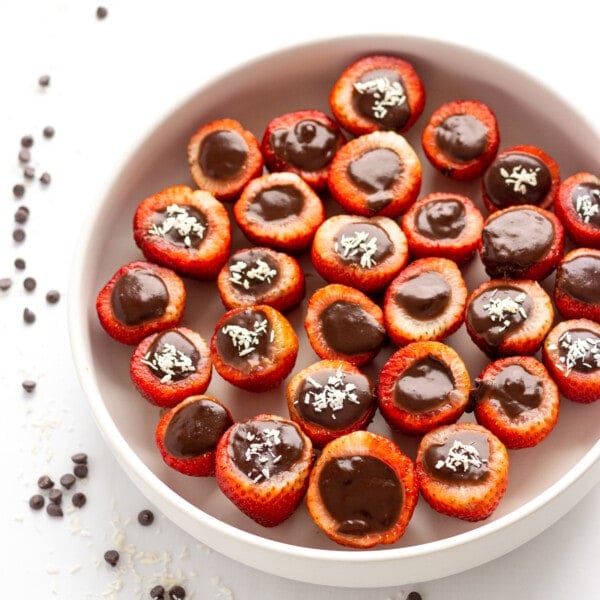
416, 422, 509, 522
377, 341, 471, 435
155, 394, 234, 477
472, 356, 560, 449
306, 430, 418, 548
133, 185, 232, 280
96, 260, 186, 345
310, 213, 408, 294
187, 118, 263, 201
215, 414, 314, 527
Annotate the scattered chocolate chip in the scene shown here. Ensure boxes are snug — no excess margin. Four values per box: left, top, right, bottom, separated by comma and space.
22, 380, 36, 393
43, 125, 55, 139
407, 593, 423, 600
96, 6, 108, 19
150, 585, 166, 599
73, 464, 88, 479
23, 308, 36, 324
46, 502, 63, 517
137, 509, 154, 526
21, 135, 34, 148
168, 585, 186, 600
13, 228, 26, 243
14, 258, 26, 270
13, 183, 26, 198
0, 278, 12, 291
71, 452, 88, 464
103, 550, 120, 567
38, 74, 50, 87
72, 492, 87, 508
39, 172, 51, 185
18, 149, 31, 163
37, 475, 54, 490
46, 289, 60, 304
15, 206, 30, 224
48, 488, 63, 504
23, 165, 35, 179
60, 473, 76, 489
23, 277, 36, 292
29, 494, 45, 510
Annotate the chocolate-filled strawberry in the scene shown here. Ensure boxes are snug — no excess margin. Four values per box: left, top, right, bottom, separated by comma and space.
155, 395, 234, 476
479, 204, 564, 281
233, 171, 325, 253
327, 131, 422, 218
542, 318, 600, 403
187, 118, 263, 201
400, 192, 484, 265
554, 247, 600, 322
421, 99, 500, 180
133, 185, 231, 280
416, 422, 509, 521
286, 359, 376, 448
304, 283, 386, 367
217, 246, 305, 313
306, 430, 418, 548
130, 327, 212, 408
210, 305, 298, 392
329, 54, 425, 136
383, 257, 467, 346
311, 214, 408, 294
215, 414, 313, 527
554, 171, 600, 248
481, 144, 560, 212
377, 341, 471, 435
260, 110, 345, 190
472, 356, 560, 449
96, 260, 186, 345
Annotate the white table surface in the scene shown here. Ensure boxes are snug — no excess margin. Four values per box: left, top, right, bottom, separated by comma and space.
1, 1, 598, 598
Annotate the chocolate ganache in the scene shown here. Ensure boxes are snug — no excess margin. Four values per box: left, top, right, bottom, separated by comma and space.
228, 249, 279, 295
334, 222, 393, 268
571, 183, 600, 228
557, 254, 600, 304
318, 455, 402, 535
164, 398, 232, 458
247, 184, 304, 222
557, 328, 600, 376
111, 270, 169, 326
199, 129, 248, 180
150, 204, 207, 249
435, 114, 488, 162
395, 272, 451, 320
416, 198, 466, 239
144, 329, 200, 383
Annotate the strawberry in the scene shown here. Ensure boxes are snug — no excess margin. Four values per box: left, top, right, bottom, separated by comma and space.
329, 54, 425, 136
306, 430, 418, 548
553, 247, 600, 322
96, 260, 186, 345
416, 422, 509, 522
133, 185, 232, 280
310, 213, 408, 294
481, 144, 560, 212
155, 394, 234, 477
421, 99, 500, 181
129, 326, 212, 408
479, 204, 565, 281
400, 192, 484, 265
554, 171, 600, 249
215, 414, 314, 527
187, 118, 263, 201
233, 171, 325, 253
327, 130, 422, 218
542, 318, 600, 404
383, 257, 467, 346
377, 341, 471, 435
464, 279, 554, 358
472, 356, 560, 449
304, 283, 386, 367
260, 109, 346, 190
285, 359, 376, 448
210, 305, 298, 393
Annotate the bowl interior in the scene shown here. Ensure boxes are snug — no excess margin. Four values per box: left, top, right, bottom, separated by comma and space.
70, 34, 600, 585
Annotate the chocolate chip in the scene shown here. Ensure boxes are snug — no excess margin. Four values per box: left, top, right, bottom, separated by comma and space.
29, 494, 45, 510
407, 593, 423, 600
43, 125, 55, 139
14, 258, 26, 270
0, 278, 12, 291
13, 228, 26, 243
137, 509, 154, 526
72, 492, 87, 508
21, 135, 34, 148
48, 488, 63, 504
39, 172, 51, 185
13, 184, 26, 198
60, 473, 76, 489
22, 380, 36, 393
23, 277, 36, 292
46, 503, 63, 517
23, 165, 35, 179
96, 6, 108, 19
73, 464, 88, 479
23, 308, 36, 324
168, 585, 186, 600
38, 74, 50, 87
37, 475, 54, 489
18, 149, 30, 163
15, 206, 30, 224
103, 550, 120, 567
71, 452, 88, 464
46, 290, 60, 304
150, 585, 166, 599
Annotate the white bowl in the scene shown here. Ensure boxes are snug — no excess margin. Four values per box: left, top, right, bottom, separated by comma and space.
68, 35, 600, 587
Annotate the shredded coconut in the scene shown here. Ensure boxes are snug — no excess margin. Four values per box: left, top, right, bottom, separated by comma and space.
301, 368, 359, 419
334, 230, 380, 268
482, 289, 528, 331
141, 343, 195, 383
149, 203, 206, 247
221, 319, 269, 357
353, 76, 406, 120
229, 258, 277, 290
500, 165, 540, 194
244, 427, 282, 482
558, 331, 600, 376
574, 189, 600, 224
435, 439, 487, 472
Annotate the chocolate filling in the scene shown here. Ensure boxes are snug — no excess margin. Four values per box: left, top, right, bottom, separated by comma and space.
334, 222, 393, 267
558, 328, 600, 375
395, 271, 451, 320
146, 329, 200, 382
435, 114, 488, 162
248, 184, 304, 222
571, 182, 600, 228
416, 199, 466, 240
557, 255, 600, 304
199, 130, 248, 180
151, 204, 207, 249
111, 270, 168, 326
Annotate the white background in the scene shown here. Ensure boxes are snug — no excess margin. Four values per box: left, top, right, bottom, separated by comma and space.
0, 1, 598, 598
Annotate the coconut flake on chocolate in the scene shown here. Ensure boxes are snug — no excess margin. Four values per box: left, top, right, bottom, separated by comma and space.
482, 289, 528, 332
141, 343, 196, 383
302, 368, 360, 419
556, 330, 600, 376
221, 318, 270, 357
353, 76, 407, 121
229, 258, 277, 290
434, 439, 488, 473
334, 230, 381, 268
149, 203, 206, 248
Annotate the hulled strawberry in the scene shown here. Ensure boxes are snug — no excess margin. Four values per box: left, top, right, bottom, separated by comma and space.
215, 414, 314, 527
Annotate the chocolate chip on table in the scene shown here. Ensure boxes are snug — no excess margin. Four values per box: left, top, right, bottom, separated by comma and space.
48, 488, 63, 504
37, 475, 54, 490
406, 593, 423, 600
18, 149, 31, 163
23, 308, 36, 324
150, 585, 166, 599
137, 509, 154, 526
96, 6, 108, 19
43, 125, 55, 139
103, 549, 120, 567
46, 502, 63, 517
38, 74, 50, 87
29, 494, 45, 510
22, 380, 37, 393
0, 278, 12, 291
14, 258, 26, 270
46, 289, 60, 304
13, 228, 26, 243
13, 183, 26, 198
21, 135, 34, 148
72, 492, 87, 508
60, 473, 76, 489
71, 452, 88, 465
39, 172, 51, 185
15, 206, 30, 224
23, 165, 35, 179
73, 464, 88, 479
168, 585, 186, 600
23, 277, 36, 292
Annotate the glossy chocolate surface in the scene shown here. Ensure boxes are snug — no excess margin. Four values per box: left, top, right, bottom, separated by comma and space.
248, 184, 304, 222
557, 255, 600, 304
151, 204, 207, 249
334, 222, 393, 267
111, 269, 168, 326
146, 329, 200, 382
416, 199, 466, 240
318, 455, 401, 535
558, 328, 600, 375
319, 301, 385, 355
395, 271, 451, 320
436, 114, 488, 162
571, 182, 600, 228
199, 130, 248, 180
164, 398, 232, 458
483, 364, 542, 418
228, 249, 280, 295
